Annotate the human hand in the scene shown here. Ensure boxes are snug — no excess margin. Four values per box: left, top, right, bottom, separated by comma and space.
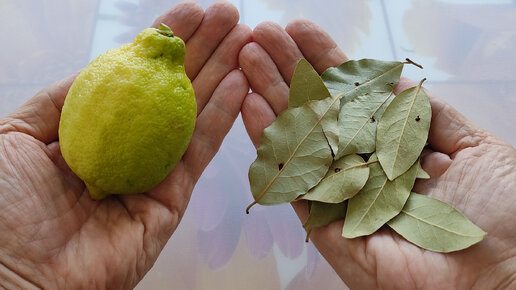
0, 2, 250, 289
239, 19, 516, 289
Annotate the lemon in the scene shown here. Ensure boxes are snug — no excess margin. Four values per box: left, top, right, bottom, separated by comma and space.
59, 24, 196, 200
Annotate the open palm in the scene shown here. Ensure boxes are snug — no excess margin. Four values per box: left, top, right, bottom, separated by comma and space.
0, 2, 250, 289
239, 20, 516, 289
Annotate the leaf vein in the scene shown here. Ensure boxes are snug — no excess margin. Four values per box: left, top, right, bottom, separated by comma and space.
254, 96, 342, 203
401, 210, 482, 238
350, 177, 388, 233
389, 84, 422, 174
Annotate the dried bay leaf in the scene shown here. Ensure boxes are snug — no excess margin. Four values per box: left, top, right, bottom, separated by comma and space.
289, 59, 331, 108
247, 101, 334, 212
303, 201, 347, 242
289, 59, 339, 153
246, 57, 486, 253
377, 79, 431, 181
336, 91, 394, 159
321, 59, 403, 105
322, 59, 404, 160
300, 154, 369, 203
342, 154, 419, 238
304, 96, 339, 155
387, 192, 486, 252
416, 160, 430, 179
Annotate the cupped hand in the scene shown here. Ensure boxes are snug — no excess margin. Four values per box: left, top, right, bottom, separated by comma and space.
239, 19, 516, 289
0, 2, 250, 289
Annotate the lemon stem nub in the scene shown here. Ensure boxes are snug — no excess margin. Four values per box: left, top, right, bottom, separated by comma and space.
158, 23, 174, 37
86, 182, 110, 200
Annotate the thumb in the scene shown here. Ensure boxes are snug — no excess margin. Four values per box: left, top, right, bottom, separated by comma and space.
0, 73, 77, 144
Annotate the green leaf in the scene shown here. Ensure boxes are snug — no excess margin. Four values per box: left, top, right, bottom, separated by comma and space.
321, 59, 403, 105
342, 154, 419, 238
376, 79, 431, 180
289, 59, 338, 153
387, 192, 486, 252
336, 91, 394, 159
416, 160, 430, 179
300, 154, 369, 203
304, 201, 347, 241
289, 59, 331, 108
247, 100, 334, 212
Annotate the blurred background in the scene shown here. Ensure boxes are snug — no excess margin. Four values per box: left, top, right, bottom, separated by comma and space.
1, 0, 515, 289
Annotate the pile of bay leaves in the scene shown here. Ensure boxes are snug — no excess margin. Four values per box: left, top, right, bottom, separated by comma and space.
247, 58, 486, 253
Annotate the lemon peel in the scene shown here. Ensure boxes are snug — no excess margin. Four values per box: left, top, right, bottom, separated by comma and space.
59, 24, 196, 200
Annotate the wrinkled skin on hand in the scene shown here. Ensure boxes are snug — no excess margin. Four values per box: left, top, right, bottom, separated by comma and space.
0, 2, 251, 289
239, 19, 516, 289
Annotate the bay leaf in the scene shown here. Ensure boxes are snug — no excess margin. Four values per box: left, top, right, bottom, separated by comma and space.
289, 59, 331, 108
387, 192, 486, 252
336, 91, 394, 159
289, 59, 338, 153
300, 154, 369, 203
306, 95, 339, 155
303, 201, 347, 242
342, 154, 419, 238
376, 79, 431, 180
416, 160, 430, 179
321, 59, 403, 105
247, 100, 334, 213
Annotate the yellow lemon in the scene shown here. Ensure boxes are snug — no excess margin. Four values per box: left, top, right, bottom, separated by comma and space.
59, 24, 196, 200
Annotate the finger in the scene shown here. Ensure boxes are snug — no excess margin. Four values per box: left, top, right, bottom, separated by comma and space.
395, 78, 484, 156
420, 149, 452, 178
0, 73, 77, 144
239, 42, 289, 115
151, 1, 204, 42
241, 92, 277, 148
192, 24, 251, 114
413, 150, 453, 194
184, 69, 249, 182
253, 22, 304, 84
184, 1, 240, 80
285, 19, 348, 74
